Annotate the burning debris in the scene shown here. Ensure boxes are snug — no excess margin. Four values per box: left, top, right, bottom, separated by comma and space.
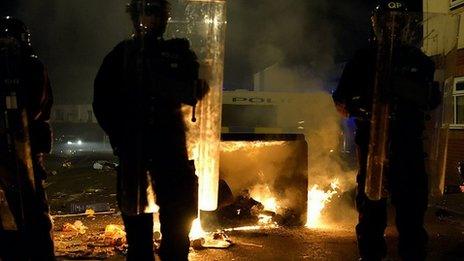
214, 183, 305, 229
217, 189, 276, 227
219, 139, 309, 227
306, 179, 341, 229
50, 176, 350, 259
189, 218, 233, 250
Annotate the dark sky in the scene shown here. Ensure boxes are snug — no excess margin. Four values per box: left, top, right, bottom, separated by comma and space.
0, 0, 421, 104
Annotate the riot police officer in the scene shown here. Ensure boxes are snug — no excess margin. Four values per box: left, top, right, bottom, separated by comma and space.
93, 0, 208, 260
333, 1, 440, 260
0, 16, 55, 260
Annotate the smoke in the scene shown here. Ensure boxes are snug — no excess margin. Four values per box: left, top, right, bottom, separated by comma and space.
268, 66, 358, 226
6, 0, 374, 101
5, 0, 373, 225
13, 0, 131, 104
225, 0, 372, 90
221, 0, 373, 226
219, 63, 359, 226
219, 141, 308, 219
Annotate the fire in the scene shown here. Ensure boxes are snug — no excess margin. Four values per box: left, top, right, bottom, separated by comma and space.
257, 214, 274, 225
144, 174, 160, 213
306, 179, 340, 228
179, 0, 227, 212
249, 183, 278, 213
189, 218, 206, 240
223, 222, 278, 232
260, 197, 277, 213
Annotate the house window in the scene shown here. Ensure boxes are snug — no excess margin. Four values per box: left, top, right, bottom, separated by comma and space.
453, 77, 464, 126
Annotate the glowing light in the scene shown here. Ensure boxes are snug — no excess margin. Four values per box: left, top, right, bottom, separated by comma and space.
220, 141, 286, 153
144, 174, 160, 213
203, 15, 221, 26
306, 179, 340, 228
257, 214, 274, 225
189, 218, 206, 240
249, 183, 278, 213
180, 0, 227, 211
223, 223, 278, 232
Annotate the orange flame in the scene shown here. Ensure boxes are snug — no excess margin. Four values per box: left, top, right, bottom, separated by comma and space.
306, 179, 340, 228
249, 183, 278, 213
189, 218, 206, 240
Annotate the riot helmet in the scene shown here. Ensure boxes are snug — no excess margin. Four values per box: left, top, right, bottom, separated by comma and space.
371, 0, 412, 44
126, 0, 171, 37
0, 16, 31, 47
373, 0, 407, 15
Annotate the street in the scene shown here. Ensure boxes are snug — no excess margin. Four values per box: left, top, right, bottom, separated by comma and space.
45, 154, 464, 260
53, 204, 464, 260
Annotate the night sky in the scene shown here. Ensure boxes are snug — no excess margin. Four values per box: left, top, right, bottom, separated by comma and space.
0, 0, 421, 104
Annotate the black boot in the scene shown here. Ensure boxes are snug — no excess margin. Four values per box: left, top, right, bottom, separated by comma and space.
122, 213, 154, 261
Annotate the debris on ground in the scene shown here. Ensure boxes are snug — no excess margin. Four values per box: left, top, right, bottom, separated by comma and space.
104, 224, 126, 245
93, 160, 118, 171
190, 231, 233, 250
62, 160, 72, 168
61, 220, 88, 235
55, 223, 127, 259
85, 208, 95, 218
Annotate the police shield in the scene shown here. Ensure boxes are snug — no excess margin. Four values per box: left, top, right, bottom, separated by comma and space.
365, 9, 432, 201
0, 36, 37, 231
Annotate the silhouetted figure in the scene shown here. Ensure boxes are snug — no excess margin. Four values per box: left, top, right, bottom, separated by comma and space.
0, 16, 54, 260
93, 1, 208, 260
333, 1, 440, 260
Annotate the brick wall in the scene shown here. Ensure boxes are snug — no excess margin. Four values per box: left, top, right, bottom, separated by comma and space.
445, 129, 464, 185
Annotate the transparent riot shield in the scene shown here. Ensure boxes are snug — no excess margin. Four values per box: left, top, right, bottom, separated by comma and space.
365, 11, 456, 200
167, 0, 227, 211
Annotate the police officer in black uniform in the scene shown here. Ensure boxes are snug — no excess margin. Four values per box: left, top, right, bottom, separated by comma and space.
93, 1, 208, 260
333, 1, 440, 260
0, 16, 55, 260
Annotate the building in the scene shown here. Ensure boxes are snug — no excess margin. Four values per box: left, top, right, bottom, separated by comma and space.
423, 0, 464, 195
50, 105, 108, 153
51, 104, 97, 124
